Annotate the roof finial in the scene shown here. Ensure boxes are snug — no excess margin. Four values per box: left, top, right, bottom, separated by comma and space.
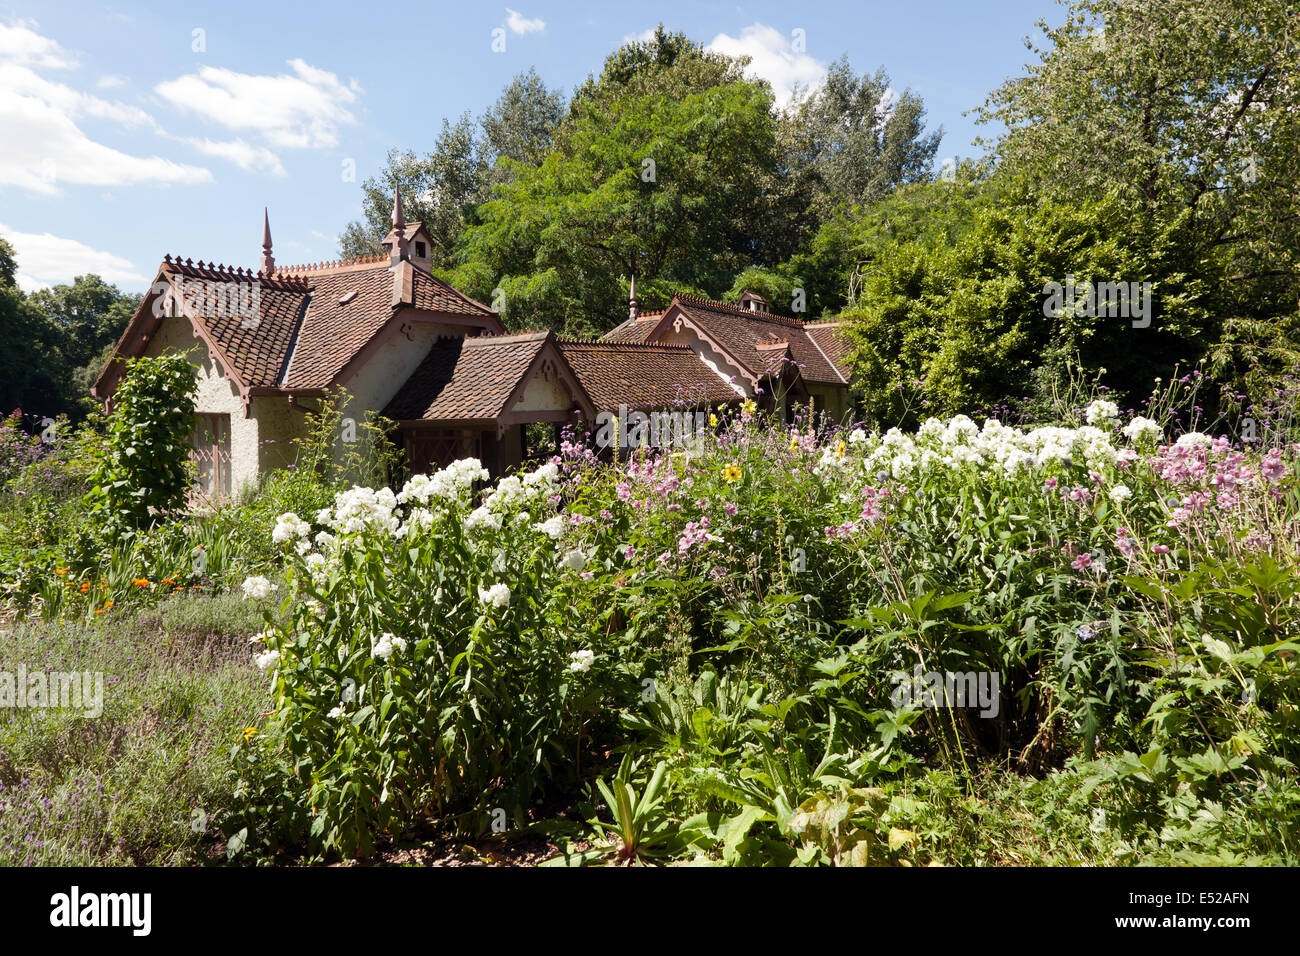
392, 185, 406, 230
388, 185, 410, 265
629, 274, 639, 321
260, 207, 275, 275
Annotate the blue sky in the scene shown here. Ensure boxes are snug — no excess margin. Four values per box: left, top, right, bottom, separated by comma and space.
0, 0, 1063, 294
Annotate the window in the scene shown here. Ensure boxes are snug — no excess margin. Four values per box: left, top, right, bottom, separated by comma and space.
190, 413, 232, 499
415, 241, 427, 258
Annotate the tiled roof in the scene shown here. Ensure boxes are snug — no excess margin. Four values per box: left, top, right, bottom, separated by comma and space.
803, 321, 853, 383
603, 315, 661, 343
282, 266, 396, 388
162, 258, 311, 388
669, 295, 847, 385
383, 331, 552, 422
145, 255, 499, 392
560, 340, 740, 410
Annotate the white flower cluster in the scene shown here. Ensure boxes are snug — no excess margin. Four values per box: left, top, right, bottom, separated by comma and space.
322, 486, 399, 537
1122, 416, 1162, 444
478, 583, 511, 607
1084, 399, 1120, 428
241, 575, 278, 600
272, 512, 311, 544
370, 632, 408, 660
397, 458, 488, 505
569, 649, 595, 673
853, 413, 1159, 480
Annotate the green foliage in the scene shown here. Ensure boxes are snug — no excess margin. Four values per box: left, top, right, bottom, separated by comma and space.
974, 0, 1300, 403
842, 189, 1218, 424
89, 354, 198, 531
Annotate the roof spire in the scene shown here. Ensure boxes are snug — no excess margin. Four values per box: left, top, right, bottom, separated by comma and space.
392, 185, 406, 230
629, 274, 639, 321
260, 208, 275, 274
388, 186, 410, 265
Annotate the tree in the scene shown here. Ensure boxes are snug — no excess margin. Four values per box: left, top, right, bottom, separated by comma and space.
841, 189, 1219, 426
481, 68, 566, 172
339, 115, 487, 266
782, 57, 942, 220
0, 236, 65, 419
340, 72, 566, 265
453, 29, 788, 334
976, 0, 1300, 398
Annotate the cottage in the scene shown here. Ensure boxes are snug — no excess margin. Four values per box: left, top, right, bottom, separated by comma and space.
92, 190, 854, 497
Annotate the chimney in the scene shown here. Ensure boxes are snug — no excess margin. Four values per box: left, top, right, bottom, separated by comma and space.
260, 208, 275, 274
629, 274, 639, 320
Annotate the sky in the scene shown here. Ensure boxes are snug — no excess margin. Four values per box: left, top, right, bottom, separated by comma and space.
0, 0, 1064, 294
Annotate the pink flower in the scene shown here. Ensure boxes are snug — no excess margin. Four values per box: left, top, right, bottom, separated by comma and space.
1261, 451, 1286, 482
1044, 477, 1058, 491
723, 503, 738, 516
1072, 553, 1092, 571
1152, 544, 1170, 555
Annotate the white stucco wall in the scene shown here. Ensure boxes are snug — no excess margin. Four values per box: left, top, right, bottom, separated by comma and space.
340, 320, 463, 426
512, 366, 572, 412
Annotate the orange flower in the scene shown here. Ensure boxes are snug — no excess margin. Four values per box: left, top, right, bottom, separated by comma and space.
94, 608, 104, 615
132, 578, 150, 588
103, 601, 115, 609
55, 568, 68, 575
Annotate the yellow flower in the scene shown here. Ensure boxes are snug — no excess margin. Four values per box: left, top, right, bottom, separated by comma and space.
242, 727, 258, 742
789, 435, 800, 452
709, 413, 718, 428
836, 440, 847, 458
722, 463, 743, 484
741, 399, 757, 417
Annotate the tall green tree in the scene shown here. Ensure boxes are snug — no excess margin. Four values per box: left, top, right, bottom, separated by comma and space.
453, 29, 789, 334
781, 57, 942, 220
340, 72, 567, 265
975, 0, 1300, 396
339, 115, 487, 266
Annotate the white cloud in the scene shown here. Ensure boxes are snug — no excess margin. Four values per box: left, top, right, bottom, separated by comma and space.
707, 23, 827, 109
504, 8, 545, 36
623, 28, 657, 45
154, 59, 360, 150
0, 63, 156, 128
0, 79, 211, 194
181, 136, 286, 176
0, 223, 148, 290
0, 23, 211, 193
0, 19, 77, 70
97, 74, 127, 89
